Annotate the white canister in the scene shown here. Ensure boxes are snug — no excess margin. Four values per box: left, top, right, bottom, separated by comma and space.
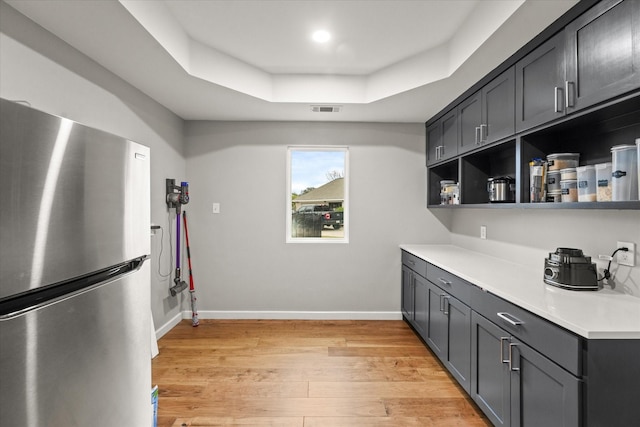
611, 144, 639, 201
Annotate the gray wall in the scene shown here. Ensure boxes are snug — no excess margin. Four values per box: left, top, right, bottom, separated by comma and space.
0, 2, 187, 331
183, 121, 450, 317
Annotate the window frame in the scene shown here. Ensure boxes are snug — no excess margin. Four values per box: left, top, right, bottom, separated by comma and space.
286, 146, 349, 244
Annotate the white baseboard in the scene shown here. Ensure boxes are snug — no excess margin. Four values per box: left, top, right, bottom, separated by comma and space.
154, 312, 182, 340
182, 310, 403, 321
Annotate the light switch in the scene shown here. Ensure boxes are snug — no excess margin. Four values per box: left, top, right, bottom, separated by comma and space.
212, 202, 220, 214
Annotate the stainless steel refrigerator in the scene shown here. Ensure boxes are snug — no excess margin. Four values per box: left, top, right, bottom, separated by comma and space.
0, 98, 152, 426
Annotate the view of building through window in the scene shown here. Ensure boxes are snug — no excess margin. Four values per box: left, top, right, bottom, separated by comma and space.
287, 147, 348, 242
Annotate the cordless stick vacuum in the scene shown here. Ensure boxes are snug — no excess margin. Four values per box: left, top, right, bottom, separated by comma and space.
166, 179, 189, 297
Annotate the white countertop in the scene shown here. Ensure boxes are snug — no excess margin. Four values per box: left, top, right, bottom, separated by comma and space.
400, 244, 640, 339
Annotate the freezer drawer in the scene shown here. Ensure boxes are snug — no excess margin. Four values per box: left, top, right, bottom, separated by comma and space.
0, 264, 151, 427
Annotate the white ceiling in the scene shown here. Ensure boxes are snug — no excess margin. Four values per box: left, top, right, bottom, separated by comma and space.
5, 0, 579, 123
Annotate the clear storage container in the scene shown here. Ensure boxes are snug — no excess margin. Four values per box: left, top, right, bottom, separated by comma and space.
560, 167, 577, 180
576, 165, 596, 202
637, 139, 640, 197
595, 162, 612, 202
611, 144, 639, 201
547, 190, 562, 203
546, 170, 561, 193
440, 180, 459, 205
547, 153, 579, 171
560, 179, 578, 202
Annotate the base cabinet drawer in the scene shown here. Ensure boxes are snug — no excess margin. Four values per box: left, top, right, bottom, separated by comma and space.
472, 286, 581, 376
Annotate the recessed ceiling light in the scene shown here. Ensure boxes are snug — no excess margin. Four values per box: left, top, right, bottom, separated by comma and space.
312, 30, 331, 43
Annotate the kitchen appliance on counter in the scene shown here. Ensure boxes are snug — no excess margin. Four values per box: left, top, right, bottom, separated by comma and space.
487, 176, 515, 202
543, 248, 599, 291
0, 99, 151, 426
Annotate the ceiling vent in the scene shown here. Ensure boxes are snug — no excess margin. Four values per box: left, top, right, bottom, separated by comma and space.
310, 105, 342, 113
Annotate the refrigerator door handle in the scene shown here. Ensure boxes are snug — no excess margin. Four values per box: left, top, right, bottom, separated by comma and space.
0, 255, 148, 319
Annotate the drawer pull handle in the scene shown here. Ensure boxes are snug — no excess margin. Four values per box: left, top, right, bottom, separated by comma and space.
408, 260, 415, 266
438, 278, 451, 286
500, 337, 510, 364
497, 312, 523, 326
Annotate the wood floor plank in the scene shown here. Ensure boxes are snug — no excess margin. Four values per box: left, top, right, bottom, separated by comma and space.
303, 416, 490, 427
159, 397, 388, 418
309, 380, 467, 399
152, 320, 490, 427
171, 417, 303, 426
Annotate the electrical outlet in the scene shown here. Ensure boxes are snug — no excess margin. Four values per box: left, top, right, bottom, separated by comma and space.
212, 202, 220, 214
617, 241, 635, 267
480, 225, 487, 240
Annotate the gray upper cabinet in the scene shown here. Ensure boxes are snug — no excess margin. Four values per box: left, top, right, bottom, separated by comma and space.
458, 91, 482, 154
426, 109, 458, 165
483, 67, 516, 144
516, 31, 566, 132
565, 0, 640, 113
459, 67, 515, 155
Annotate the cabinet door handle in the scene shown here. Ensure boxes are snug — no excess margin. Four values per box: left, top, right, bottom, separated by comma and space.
438, 277, 451, 286
565, 81, 575, 108
497, 312, 523, 326
500, 337, 510, 364
509, 343, 520, 371
475, 127, 481, 145
439, 294, 449, 312
480, 124, 488, 143
554, 86, 563, 112
443, 295, 450, 315
439, 145, 444, 158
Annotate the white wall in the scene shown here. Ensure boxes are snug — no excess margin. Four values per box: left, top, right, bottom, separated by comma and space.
0, 2, 187, 331
183, 121, 450, 318
449, 209, 640, 296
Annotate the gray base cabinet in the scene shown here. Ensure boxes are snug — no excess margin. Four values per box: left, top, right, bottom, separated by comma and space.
510, 339, 580, 427
471, 311, 580, 427
401, 249, 640, 427
426, 280, 471, 393
471, 312, 511, 426
401, 265, 414, 321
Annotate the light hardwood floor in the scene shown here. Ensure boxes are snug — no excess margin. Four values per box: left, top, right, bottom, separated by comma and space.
152, 319, 491, 427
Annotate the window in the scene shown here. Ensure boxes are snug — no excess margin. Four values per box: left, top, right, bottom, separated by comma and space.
286, 146, 348, 243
